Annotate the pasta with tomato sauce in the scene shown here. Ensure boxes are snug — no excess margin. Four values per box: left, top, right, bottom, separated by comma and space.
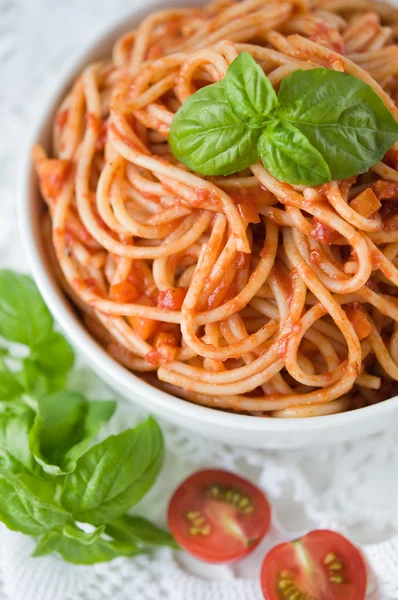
34, 0, 398, 417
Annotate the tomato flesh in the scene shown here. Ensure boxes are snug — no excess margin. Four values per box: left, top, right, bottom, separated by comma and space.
168, 469, 271, 564
261, 530, 367, 600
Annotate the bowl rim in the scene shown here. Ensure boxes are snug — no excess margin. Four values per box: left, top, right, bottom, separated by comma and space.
18, 0, 398, 436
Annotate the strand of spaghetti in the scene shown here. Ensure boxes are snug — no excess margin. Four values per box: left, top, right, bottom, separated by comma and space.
368, 319, 398, 379
180, 215, 278, 360
161, 270, 306, 384
110, 120, 250, 252
252, 166, 372, 293
270, 397, 351, 418
174, 49, 230, 102
35, 0, 398, 417
283, 303, 347, 387
325, 181, 382, 232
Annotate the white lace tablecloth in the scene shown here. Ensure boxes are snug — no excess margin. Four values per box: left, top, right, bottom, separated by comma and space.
1, 0, 398, 598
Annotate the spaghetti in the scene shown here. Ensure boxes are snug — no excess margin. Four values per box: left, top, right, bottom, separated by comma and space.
34, 0, 398, 417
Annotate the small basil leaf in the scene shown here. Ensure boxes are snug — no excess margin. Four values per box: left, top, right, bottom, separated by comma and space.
277, 67, 398, 179
61, 417, 164, 525
32, 531, 142, 564
62, 522, 105, 545
0, 358, 23, 400
0, 270, 53, 347
29, 391, 87, 475
106, 515, 179, 549
62, 400, 117, 471
225, 52, 278, 126
33, 332, 74, 381
30, 394, 116, 476
258, 121, 331, 186
169, 81, 260, 176
19, 358, 49, 396
0, 470, 69, 535
0, 408, 34, 472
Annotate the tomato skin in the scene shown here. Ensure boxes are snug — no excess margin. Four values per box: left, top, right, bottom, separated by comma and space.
261, 530, 367, 600
168, 469, 271, 564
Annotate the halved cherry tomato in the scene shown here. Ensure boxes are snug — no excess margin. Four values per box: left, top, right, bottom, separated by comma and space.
261, 530, 367, 600
168, 469, 271, 564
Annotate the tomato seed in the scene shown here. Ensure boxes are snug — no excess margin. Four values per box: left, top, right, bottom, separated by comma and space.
329, 575, 345, 584
329, 562, 343, 570
324, 552, 336, 564
186, 511, 200, 519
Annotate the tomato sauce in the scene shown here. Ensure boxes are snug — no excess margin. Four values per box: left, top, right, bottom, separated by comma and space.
311, 219, 340, 245
56, 108, 69, 132
37, 158, 72, 205
194, 187, 218, 207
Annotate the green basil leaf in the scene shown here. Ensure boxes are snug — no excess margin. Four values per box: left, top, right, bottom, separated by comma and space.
0, 470, 69, 535
169, 81, 260, 176
106, 515, 179, 549
0, 357, 23, 400
225, 52, 278, 126
33, 332, 74, 380
258, 121, 331, 186
277, 67, 398, 179
32, 531, 142, 564
62, 522, 105, 545
62, 400, 117, 471
29, 391, 87, 475
30, 393, 116, 476
0, 408, 34, 472
0, 270, 53, 347
61, 417, 164, 525
19, 358, 49, 396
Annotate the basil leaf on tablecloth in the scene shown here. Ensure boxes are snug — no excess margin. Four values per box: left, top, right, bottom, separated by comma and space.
106, 515, 179, 549
32, 531, 142, 564
0, 408, 35, 473
0, 270, 53, 347
0, 470, 69, 535
61, 417, 164, 524
0, 357, 23, 400
32, 331, 75, 389
62, 522, 105, 545
29, 391, 116, 476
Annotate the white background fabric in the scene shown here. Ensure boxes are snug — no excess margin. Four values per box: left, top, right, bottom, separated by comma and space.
1, 0, 398, 597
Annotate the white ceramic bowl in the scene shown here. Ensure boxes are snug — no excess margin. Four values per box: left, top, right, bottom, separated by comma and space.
19, 0, 398, 448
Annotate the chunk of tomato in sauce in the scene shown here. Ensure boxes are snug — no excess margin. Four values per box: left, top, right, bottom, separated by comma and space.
110, 280, 140, 303
127, 296, 158, 340
157, 287, 187, 310
35, 156, 72, 205
345, 303, 372, 340
145, 331, 179, 366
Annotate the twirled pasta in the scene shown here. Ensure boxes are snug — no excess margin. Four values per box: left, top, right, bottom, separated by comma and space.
34, 0, 398, 417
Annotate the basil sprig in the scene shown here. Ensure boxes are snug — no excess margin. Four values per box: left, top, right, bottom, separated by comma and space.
0, 269, 177, 564
169, 52, 398, 186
